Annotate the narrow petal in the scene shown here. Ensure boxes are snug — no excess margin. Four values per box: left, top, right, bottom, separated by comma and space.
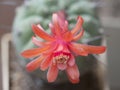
73, 28, 84, 41
52, 13, 61, 36
55, 43, 64, 52
57, 11, 66, 23
32, 24, 55, 41
56, 11, 68, 32
68, 43, 88, 56
21, 45, 50, 58
26, 56, 44, 72
67, 76, 80, 84
32, 36, 45, 46
47, 64, 59, 82
63, 31, 73, 42
49, 23, 55, 35
68, 55, 75, 66
57, 11, 66, 28
57, 64, 67, 70
63, 20, 68, 32
72, 43, 106, 54
40, 55, 52, 71
43, 42, 58, 56
71, 16, 84, 35
66, 64, 80, 84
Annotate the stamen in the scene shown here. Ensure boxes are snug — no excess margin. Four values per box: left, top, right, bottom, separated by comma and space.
53, 52, 70, 64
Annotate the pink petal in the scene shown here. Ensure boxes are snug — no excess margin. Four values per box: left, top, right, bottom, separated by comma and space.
72, 43, 106, 54
52, 13, 61, 36
21, 45, 51, 58
63, 20, 68, 32
49, 23, 56, 35
43, 43, 58, 56
56, 11, 68, 32
55, 44, 64, 52
68, 55, 75, 66
82, 45, 106, 54
32, 24, 54, 41
40, 55, 52, 71
63, 31, 73, 42
57, 64, 67, 70
47, 64, 59, 82
71, 16, 84, 35
73, 28, 84, 41
66, 64, 80, 84
32, 36, 45, 46
26, 56, 44, 72
57, 10, 66, 23
68, 43, 88, 56
68, 76, 80, 84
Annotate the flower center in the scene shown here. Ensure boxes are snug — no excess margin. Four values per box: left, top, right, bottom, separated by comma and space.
53, 52, 70, 64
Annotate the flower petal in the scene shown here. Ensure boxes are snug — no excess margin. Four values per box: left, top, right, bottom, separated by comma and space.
43, 42, 58, 56
52, 13, 61, 36
72, 43, 106, 54
63, 31, 73, 42
67, 75, 80, 84
63, 20, 68, 32
26, 56, 44, 72
68, 55, 75, 66
32, 24, 55, 41
69, 43, 88, 56
21, 45, 51, 58
71, 16, 84, 35
47, 64, 59, 82
57, 11, 68, 32
66, 64, 80, 84
40, 55, 52, 71
57, 64, 67, 70
57, 11, 66, 27
73, 28, 84, 41
49, 23, 56, 36
32, 36, 45, 46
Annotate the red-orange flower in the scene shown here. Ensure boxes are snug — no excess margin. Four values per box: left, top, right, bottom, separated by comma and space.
21, 12, 106, 84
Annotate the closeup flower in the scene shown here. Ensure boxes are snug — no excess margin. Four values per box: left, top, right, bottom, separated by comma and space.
21, 11, 106, 84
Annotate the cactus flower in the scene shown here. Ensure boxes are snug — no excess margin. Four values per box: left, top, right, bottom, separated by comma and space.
21, 12, 106, 84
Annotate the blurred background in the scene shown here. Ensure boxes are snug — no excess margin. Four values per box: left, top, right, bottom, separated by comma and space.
0, 0, 120, 90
